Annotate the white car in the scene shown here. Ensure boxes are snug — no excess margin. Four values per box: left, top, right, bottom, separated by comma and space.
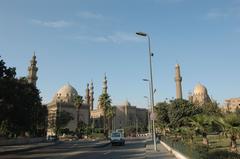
110, 132, 125, 146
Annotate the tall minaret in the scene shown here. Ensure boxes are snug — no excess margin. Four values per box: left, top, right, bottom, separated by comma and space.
85, 83, 90, 105
28, 53, 38, 86
89, 81, 94, 110
103, 73, 108, 94
175, 64, 182, 99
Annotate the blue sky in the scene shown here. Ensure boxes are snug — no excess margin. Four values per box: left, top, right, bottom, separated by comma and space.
0, 0, 240, 108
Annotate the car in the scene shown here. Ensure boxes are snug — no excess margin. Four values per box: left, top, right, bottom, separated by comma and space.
47, 135, 58, 141
110, 132, 125, 146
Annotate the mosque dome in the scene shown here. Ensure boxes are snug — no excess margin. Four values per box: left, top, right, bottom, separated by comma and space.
193, 83, 208, 95
53, 84, 78, 103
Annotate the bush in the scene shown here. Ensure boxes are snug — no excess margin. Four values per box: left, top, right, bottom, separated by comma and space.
94, 128, 104, 133
161, 135, 240, 159
161, 135, 209, 159
206, 150, 240, 159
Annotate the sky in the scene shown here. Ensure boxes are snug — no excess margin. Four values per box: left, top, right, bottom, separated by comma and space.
0, 0, 240, 108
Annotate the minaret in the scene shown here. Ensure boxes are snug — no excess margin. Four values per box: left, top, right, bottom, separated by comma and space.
85, 83, 90, 105
28, 52, 38, 86
89, 81, 94, 110
175, 64, 182, 99
103, 73, 108, 94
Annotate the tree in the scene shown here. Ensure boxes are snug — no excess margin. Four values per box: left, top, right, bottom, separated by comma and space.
167, 99, 201, 129
0, 57, 44, 137
0, 57, 16, 79
200, 101, 221, 116
155, 99, 202, 137
235, 106, 240, 115
189, 114, 220, 145
73, 95, 84, 130
106, 106, 115, 132
218, 113, 240, 152
35, 104, 48, 136
155, 101, 170, 135
0, 57, 16, 136
98, 93, 112, 136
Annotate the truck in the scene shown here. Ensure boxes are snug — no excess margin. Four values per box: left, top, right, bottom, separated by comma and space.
116, 129, 125, 137
110, 132, 125, 146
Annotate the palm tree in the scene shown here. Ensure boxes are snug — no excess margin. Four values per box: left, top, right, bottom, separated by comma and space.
217, 114, 240, 152
74, 95, 84, 130
98, 93, 112, 136
189, 114, 218, 146
106, 106, 115, 132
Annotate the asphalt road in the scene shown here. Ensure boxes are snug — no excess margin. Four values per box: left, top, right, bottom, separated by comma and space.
0, 138, 146, 159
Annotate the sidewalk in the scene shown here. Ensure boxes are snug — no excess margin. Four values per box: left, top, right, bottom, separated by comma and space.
146, 139, 176, 159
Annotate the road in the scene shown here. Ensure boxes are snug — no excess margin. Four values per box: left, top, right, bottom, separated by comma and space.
0, 138, 146, 159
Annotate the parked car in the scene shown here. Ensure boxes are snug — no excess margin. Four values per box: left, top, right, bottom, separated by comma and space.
110, 132, 125, 146
47, 135, 58, 141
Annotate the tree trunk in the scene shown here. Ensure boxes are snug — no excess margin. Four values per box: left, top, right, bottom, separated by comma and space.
230, 135, 237, 152
103, 115, 107, 137
190, 135, 193, 144
202, 132, 209, 145
77, 106, 80, 129
163, 129, 166, 136
202, 137, 209, 145
108, 118, 112, 132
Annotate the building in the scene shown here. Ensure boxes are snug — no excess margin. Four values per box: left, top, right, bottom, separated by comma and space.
112, 101, 148, 132
90, 74, 108, 129
47, 84, 90, 136
90, 75, 148, 133
28, 53, 38, 86
189, 83, 211, 105
175, 64, 183, 99
222, 98, 240, 112
174, 64, 211, 105
45, 72, 148, 136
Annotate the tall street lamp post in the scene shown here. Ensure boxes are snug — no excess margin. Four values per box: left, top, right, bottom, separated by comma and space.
143, 78, 152, 135
144, 96, 151, 134
136, 32, 157, 151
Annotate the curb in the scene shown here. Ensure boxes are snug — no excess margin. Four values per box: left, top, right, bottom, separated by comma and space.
0, 141, 62, 155
160, 141, 188, 159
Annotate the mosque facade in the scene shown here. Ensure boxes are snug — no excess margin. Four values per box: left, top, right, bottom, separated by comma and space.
112, 101, 148, 131
44, 73, 147, 136
47, 84, 90, 136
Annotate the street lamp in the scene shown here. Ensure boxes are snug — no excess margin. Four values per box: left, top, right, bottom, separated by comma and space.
143, 79, 152, 136
144, 96, 151, 134
56, 94, 62, 137
136, 32, 157, 151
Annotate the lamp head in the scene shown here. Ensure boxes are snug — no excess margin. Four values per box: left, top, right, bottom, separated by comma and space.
136, 32, 147, 36
142, 78, 149, 81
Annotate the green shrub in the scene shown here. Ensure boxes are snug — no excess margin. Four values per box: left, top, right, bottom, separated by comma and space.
206, 150, 240, 159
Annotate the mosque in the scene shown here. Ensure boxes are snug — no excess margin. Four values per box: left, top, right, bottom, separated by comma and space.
46, 84, 91, 136
27, 53, 214, 137
26, 54, 148, 136
174, 64, 211, 104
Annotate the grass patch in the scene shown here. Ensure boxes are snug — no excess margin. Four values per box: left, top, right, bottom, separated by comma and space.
193, 135, 240, 152
162, 135, 240, 159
